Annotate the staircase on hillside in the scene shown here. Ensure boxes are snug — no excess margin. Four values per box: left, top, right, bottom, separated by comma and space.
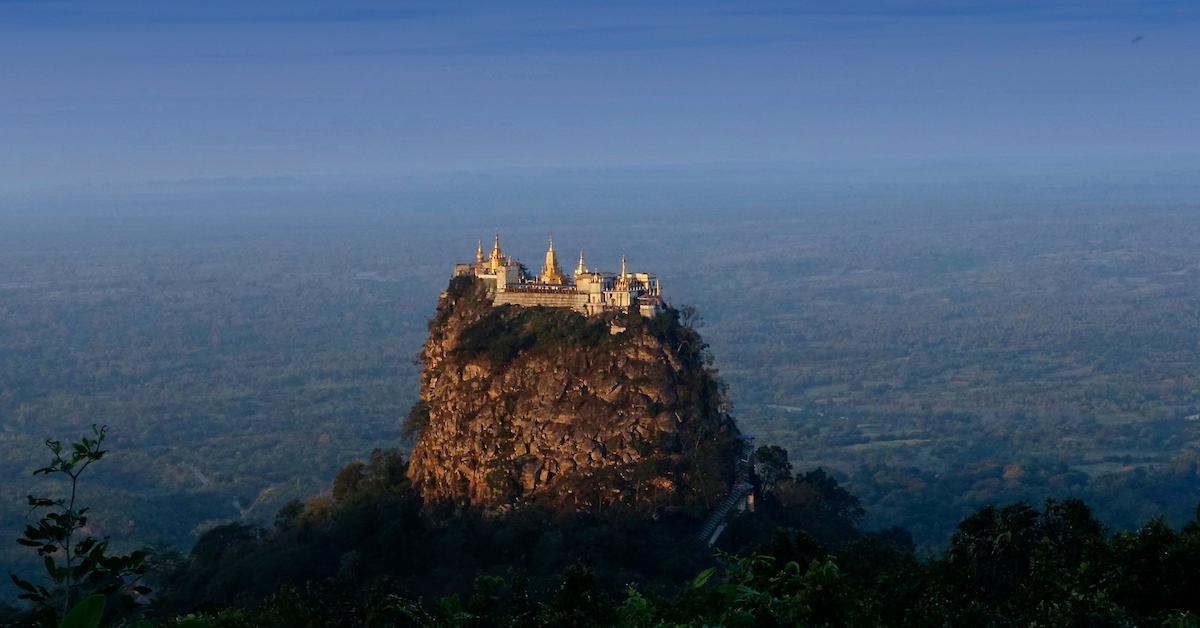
697, 437, 757, 546
696, 479, 755, 546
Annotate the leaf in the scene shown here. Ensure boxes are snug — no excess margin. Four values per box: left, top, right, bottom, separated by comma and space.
73, 558, 95, 578
691, 566, 718, 589
75, 537, 96, 555
9, 574, 37, 593
59, 594, 105, 628
44, 556, 63, 582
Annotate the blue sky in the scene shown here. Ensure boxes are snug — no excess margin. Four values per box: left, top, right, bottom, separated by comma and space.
2, 1, 1197, 190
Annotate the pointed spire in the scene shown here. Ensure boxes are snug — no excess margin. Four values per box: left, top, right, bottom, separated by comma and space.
575, 249, 588, 275
540, 235, 563, 284
475, 239, 484, 263
615, 255, 629, 288
489, 232, 504, 271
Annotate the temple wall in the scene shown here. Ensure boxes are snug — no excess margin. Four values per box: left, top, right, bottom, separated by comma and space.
493, 291, 590, 312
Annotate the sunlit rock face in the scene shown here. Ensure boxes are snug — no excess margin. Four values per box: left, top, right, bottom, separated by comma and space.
406, 276, 741, 516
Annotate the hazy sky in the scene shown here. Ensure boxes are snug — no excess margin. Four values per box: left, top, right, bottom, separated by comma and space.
2, 1, 1197, 190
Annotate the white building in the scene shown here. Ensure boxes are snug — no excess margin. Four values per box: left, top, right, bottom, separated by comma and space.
453, 234, 664, 317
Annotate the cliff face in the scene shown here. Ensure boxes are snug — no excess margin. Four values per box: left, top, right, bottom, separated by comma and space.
406, 277, 741, 516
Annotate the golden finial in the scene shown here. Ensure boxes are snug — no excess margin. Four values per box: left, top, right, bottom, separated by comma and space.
540, 235, 563, 284
489, 231, 504, 270
475, 239, 484, 263
575, 249, 588, 275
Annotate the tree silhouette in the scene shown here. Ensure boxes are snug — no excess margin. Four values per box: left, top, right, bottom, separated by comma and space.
9, 425, 148, 623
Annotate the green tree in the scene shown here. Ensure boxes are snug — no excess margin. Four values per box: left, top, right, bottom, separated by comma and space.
543, 563, 613, 628
769, 469, 864, 544
403, 400, 431, 442
753, 445, 793, 488
9, 425, 148, 623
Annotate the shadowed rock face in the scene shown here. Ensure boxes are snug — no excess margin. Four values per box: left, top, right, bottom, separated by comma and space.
407, 276, 741, 516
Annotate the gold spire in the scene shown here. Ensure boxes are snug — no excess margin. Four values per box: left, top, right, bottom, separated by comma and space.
615, 255, 629, 288
540, 236, 563, 284
475, 239, 484, 263
489, 232, 504, 271
575, 249, 588, 275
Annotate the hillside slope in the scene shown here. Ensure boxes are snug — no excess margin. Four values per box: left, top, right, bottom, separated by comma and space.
407, 276, 741, 515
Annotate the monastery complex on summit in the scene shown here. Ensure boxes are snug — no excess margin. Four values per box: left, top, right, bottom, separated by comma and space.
453, 234, 665, 317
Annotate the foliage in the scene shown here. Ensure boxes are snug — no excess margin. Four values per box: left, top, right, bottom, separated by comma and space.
8, 434, 1200, 626
726, 447, 864, 548
753, 445, 792, 488
9, 426, 148, 625
453, 304, 609, 365
402, 400, 431, 442
58, 595, 104, 628
137, 440, 1200, 627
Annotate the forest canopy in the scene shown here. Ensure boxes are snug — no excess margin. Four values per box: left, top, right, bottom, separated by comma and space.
6, 432, 1200, 627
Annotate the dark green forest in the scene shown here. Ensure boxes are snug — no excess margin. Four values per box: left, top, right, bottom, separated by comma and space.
5, 428, 1200, 627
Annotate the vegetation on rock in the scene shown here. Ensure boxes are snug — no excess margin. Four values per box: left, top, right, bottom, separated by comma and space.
406, 278, 740, 516
7, 430, 1200, 627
